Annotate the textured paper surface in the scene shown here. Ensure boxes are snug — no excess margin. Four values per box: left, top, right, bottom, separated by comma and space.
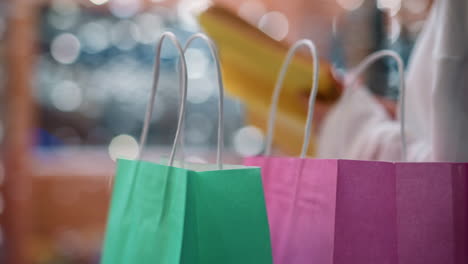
102, 159, 272, 264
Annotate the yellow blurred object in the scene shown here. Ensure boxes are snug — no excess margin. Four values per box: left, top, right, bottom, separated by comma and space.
198, 6, 340, 156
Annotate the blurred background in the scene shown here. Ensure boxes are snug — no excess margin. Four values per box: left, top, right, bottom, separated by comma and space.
0, 0, 433, 263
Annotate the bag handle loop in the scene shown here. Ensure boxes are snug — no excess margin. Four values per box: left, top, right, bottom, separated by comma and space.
176, 33, 225, 169
264, 39, 320, 158
344, 50, 407, 161
138, 32, 188, 167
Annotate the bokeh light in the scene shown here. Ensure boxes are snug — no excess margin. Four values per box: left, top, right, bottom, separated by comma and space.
50, 80, 83, 112
109, 0, 142, 18
110, 20, 139, 50
238, 1, 266, 25
51, 33, 81, 64
177, 0, 211, 31
48, 0, 80, 30
187, 77, 215, 104
185, 48, 208, 79
77, 21, 111, 53
135, 13, 163, 44
108, 134, 139, 161
233, 126, 264, 157
258, 11, 289, 41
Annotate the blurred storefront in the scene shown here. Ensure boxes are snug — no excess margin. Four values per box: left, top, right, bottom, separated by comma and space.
0, 0, 433, 263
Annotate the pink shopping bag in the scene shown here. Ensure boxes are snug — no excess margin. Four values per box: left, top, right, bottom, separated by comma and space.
246, 42, 468, 263
245, 41, 400, 264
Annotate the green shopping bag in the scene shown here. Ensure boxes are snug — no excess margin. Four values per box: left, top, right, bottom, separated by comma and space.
101, 32, 272, 264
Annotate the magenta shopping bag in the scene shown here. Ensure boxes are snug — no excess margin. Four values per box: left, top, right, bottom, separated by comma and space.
247, 44, 468, 263
396, 163, 468, 264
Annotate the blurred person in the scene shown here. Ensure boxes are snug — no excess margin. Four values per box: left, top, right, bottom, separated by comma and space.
315, 0, 468, 162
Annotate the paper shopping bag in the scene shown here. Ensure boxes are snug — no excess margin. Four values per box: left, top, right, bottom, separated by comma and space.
102, 160, 272, 264
101, 32, 272, 264
245, 41, 404, 263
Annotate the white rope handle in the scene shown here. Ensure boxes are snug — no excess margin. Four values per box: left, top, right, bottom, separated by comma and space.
138, 32, 188, 167
344, 50, 407, 161
175, 33, 225, 169
264, 39, 320, 158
